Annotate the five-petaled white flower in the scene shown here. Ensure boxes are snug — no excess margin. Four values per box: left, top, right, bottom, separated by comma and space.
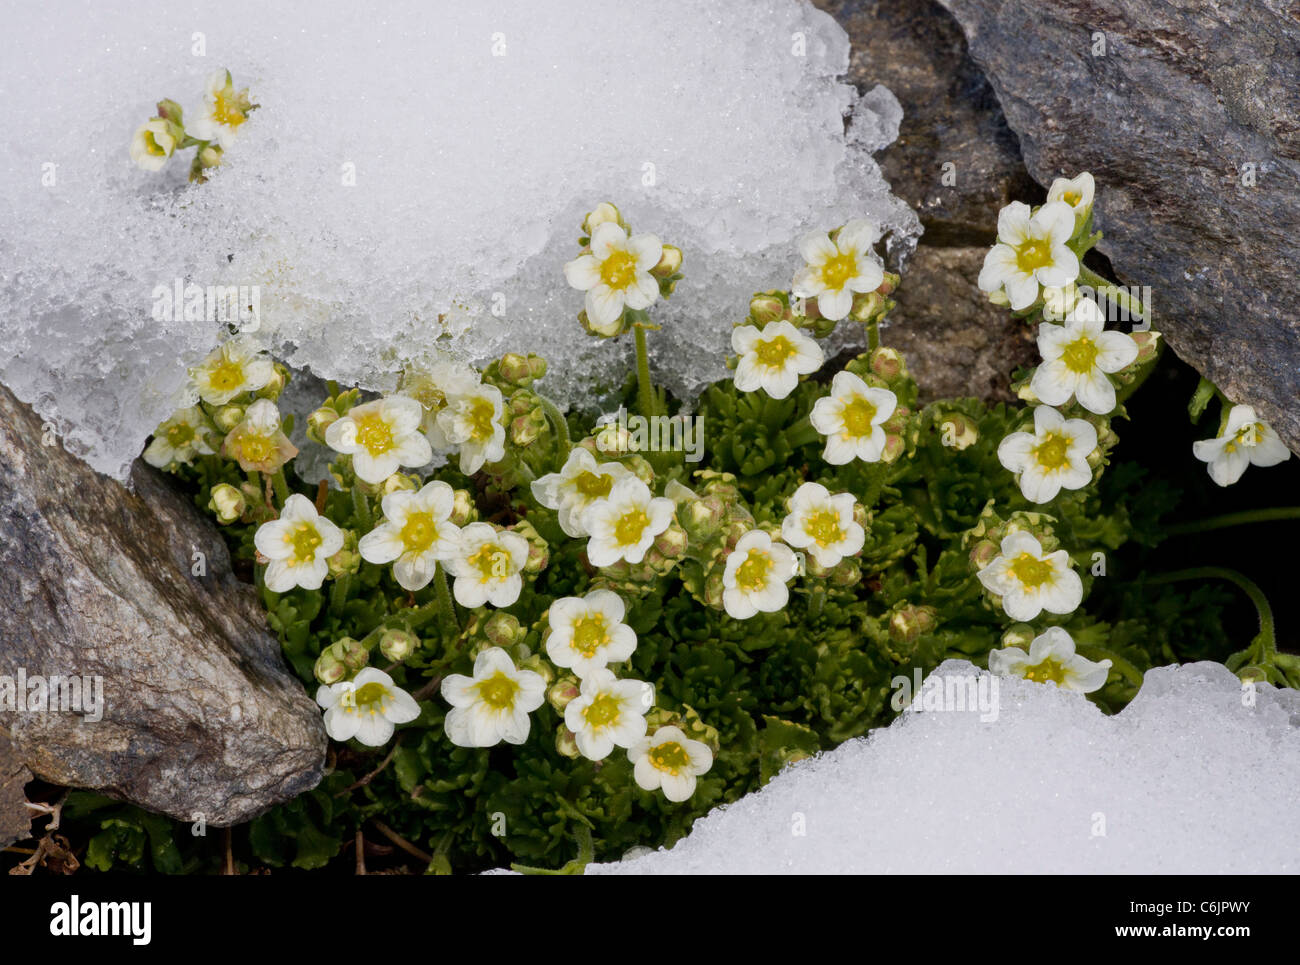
316, 667, 421, 747
444, 522, 529, 608
440, 647, 546, 747
791, 219, 884, 322
988, 626, 1111, 693
1046, 171, 1095, 230
399, 359, 481, 450
581, 477, 675, 567
722, 530, 796, 619
435, 383, 506, 475
998, 405, 1097, 504
222, 398, 297, 474
1192, 404, 1291, 487
1030, 297, 1137, 415
255, 493, 345, 593
976, 531, 1082, 622
780, 481, 864, 569
563, 668, 650, 761
628, 725, 714, 802
810, 371, 898, 465
130, 119, 176, 172
144, 406, 215, 468
325, 396, 434, 485
545, 589, 638, 678
189, 336, 275, 405
563, 222, 663, 334
531, 447, 632, 538
731, 321, 825, 399
978, 201, 1079, 310
188, 69, 253, 149
358, 480, 462, 591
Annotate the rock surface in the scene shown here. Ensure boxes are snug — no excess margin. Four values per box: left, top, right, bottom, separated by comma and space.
0, 383, 326, 825
0, 736, 33, 849
937, 0, 1300, 452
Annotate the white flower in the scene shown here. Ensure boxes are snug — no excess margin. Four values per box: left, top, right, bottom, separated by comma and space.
143, 406, 214, 468
187, 69, 252, 149
254, 493, 345, 593
976, 531, 1082, 622
581, 477, 675, 567
130, 119, 176, 172
1192, 404, 1291, 487
435, 384, 506, 475
440, 647, 545, 747
1046, 171, 1095, 227
563, 668, 650, 761
399, 360, 481, 449
809, 371, 898, 464
1030, 297, 1137, 415
988, 626, 1111, 693
444, 522, 529, 608
722, 530, 796, 619
545, 589, 637, 678
731, 321, 824, 399
563, 222, 663, 333
325, 396, 433, 485
628, 725, 713, 802
222, 398, 297, 473
531, 447, 631, 537
358, 481, 462, 591
189, 336, 275, 405
978, 201, 1079, 310
791, 219, 884, 321
997, 405, 1097, 504
780, 481, 864, 569
316, 667, 420, 747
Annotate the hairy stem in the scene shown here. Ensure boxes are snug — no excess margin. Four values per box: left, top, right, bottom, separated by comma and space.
634, 324, 656, 419
1148, 567, 1276, 661
1078, 265, 1148, 325
1165, 507, 1300, 537
537, 394, 572, 461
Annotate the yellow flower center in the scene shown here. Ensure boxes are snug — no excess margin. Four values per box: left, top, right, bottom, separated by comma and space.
207, 359, 245, 393
1063, 190, 1082, 206
1009, 552, 1054, 589
238, 432, 275, 466
841, 396, 878, 437
574, 470, 612, 500
1023, 658, 1067, 685
468, 398, 497, 441
146, 132, 168, 156
803, 508, 844, 548
571, 615, 609, 658
212, 89, 247, 129
599, 249, 638, 290
614, 508, 649, 547
353, 411, 395, 456
735, 552, 771, 592
351, 681, 388, 710
1015, 238, 1053, 273
649, 740, 691, 775
468, 543, 510, 581
287, 522, 323, 564
755, 335, 796, 368
1061, 336, 1100, 374
583, 693, 622, 729
1235, 424, 1261, 448
399, 511, 439, 553
476, 672, 519, 710
819, 251, 858, 291
1033, 432, 1070, 471
166, 423, 195, 448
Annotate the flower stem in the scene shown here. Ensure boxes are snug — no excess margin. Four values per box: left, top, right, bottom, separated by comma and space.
1078, 265, 1148, 325
1148, 566, 1276, 660
1080, 646, 1144, 687
271, 469, 291, 507
351, 484, 372, 531
537, 394, 572, 461
866, 317, 880, 353
435, 564, 459, 641
1165, 507, 1300, 537
634, 323, 656, 419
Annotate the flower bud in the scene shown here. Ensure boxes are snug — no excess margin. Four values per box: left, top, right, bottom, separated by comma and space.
449, 488, 477, 527
703, 565, 726, 609
682, 494, 725, 541
581, 202, 627, 237
987, 288, 1010, 307
829, 558, 862, 587
869, 346, 907, 381
889, 604, 938, 643
653, 520, 688, 559
483, 611, 525, 649
555, 725, 580, 759
314, 648, 348, 685
207, 482, 247, 524
1000, 624, 1035, 650
650, 244, 683, 279
547, 675, 581, 713
213, 403, 246, 433
307, 406, 340, 445
748, 291, 787, 326
155, 98, 185, 126
518, 652, 554, 689
969, 538, 998, 571
876, 271, 900, 296
327, 530, 361, 579
850, 291, 886, 322
383, 472, 420, 495
937, 412, 979, 451
498, 353, 534, 385
881, 432, 906, 463
254, 363, 289, 401
379, 628, 419, 663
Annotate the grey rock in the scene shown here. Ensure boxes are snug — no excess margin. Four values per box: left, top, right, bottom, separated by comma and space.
0, 735, 33, 849
0, 383, 326, 825
937, 0, 1300, 452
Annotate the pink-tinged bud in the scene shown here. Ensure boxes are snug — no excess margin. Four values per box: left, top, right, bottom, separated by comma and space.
969, 539, 998, 571
877, 272, 900, 296
651, 244, 683, 279
207, 483, 246, 524
313, 648, 348, 685
555, 725, 580, 759
654, 520, 689, 559
850, 291, 886, 322
748, 292, 787, 326
937, 412, 979, 451
379, 629, 419, 663
852, 502, 870, 529
881, 433, 906, 463
1000, 624, 1035, 649
449, 489, 476, 527
704, 566, 726, 609
499, 353, 533, 384
213, 403, 245, 433
889, 605, 937, 643
1130, 330, 1161, 364
829, 559, 862, 587
547, 675, 582, 712
869, 346, 907, 380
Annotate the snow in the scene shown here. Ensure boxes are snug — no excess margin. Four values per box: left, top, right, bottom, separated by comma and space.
588, 661, 1300, 874
0, 0, 918, 479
